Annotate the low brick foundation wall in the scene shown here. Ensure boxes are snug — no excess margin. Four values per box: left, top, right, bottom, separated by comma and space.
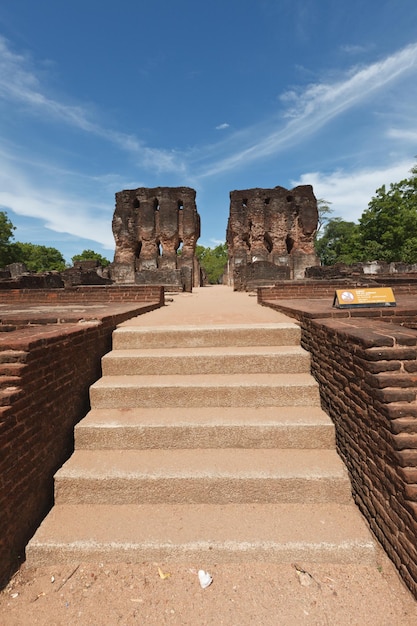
0, 284, 164, 304
0, 288, 163, 586
258, 278, 417, 300
259, 290, 417, 597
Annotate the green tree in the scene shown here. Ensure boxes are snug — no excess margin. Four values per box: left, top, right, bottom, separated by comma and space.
196, 243, 228, 284
358, 164, 417, 262
315, 218, 361, 265
11, 242, 66, 272
72, 249, 110, 267
0, 211, 17, 267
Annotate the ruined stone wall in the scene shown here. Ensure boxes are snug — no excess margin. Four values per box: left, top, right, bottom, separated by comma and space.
111, 186, 201, 291
227, 185, 319, 288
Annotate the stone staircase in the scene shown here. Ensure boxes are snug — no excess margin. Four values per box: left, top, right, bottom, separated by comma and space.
26, 321, 376, 566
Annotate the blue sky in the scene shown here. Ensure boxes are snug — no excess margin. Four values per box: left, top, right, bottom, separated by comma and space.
0, 0, 417, 263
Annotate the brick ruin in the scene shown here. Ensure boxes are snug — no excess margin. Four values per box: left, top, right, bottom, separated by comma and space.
226, 185, 320, 290
111, 186, 201, 292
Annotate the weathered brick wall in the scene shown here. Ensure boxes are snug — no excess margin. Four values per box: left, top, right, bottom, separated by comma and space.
300, 316, 417, 596
0, 285, 164, 304
0, 298, 162, 586
258, 279, 417, 300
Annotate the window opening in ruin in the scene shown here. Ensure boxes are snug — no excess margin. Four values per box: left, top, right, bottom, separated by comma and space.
133, 198, 140, 209
264, 198, 271, 205
177, 241, 183, 254
157, 241, 163, 256
264, 232, 273, 253
154, 198, 160, 211
286, 235, 295, 253
242, 199, 248, 208
286, 195, 293, 203
134, 242, 142, 269
178, 200, 184, 210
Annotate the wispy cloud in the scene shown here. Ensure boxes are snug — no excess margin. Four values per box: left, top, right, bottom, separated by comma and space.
0, 36, 187, 174
215, 123, 230, 130
340, 43, 373, 55
0, 146, 114, 248
198, 43, 417, 177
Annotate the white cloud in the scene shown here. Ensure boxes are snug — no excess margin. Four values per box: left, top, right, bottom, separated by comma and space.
291, 160, 416, 223
0, 149, 114, 248
0, 36, 187, 175
199, 42, 417, 177
387, 128, 417, 142
215, 123, 230, 130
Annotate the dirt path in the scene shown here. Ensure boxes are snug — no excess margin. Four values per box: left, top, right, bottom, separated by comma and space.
2, 555, 417, 625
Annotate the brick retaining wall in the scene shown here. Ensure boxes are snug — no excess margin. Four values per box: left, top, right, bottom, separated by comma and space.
0, 284, 164, 304
258, 278, 417, 300
0, 290, 163, 586
259, 288, 417, 597
303, 318, 417, 596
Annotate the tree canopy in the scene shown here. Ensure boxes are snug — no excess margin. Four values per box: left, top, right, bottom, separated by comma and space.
358, 165, 417, 263
11, 242, 66, 272
196, 243, 228, 284
72, 249, 111, 267
315, 164, 417, 265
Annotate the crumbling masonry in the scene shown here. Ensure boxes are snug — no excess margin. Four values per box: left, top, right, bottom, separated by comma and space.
227, 185, 320, 289
111, 187, 201, 292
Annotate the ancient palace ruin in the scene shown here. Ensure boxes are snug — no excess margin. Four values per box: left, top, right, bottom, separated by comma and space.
226, 184, 320, 290
111, 186, 201, 292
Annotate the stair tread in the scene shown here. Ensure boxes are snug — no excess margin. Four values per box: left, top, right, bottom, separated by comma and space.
116, 323, 300, 331
26, 503, 376, 565
104, 345, 308, 357
77, 405, 333, 427
56, 448, 348, 479
91, 373, 318, 388
113, 323, 301, 348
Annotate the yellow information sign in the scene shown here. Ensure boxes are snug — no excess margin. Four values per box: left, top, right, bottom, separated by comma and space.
333, 287, 396, 308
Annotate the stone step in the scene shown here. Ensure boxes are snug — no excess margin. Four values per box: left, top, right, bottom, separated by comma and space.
0, 374, 21, 390
90, 373, 320, 408
102, 345, 311, 376
26, 502, 377, 566
0, 350, 28, 364
112, 323, 301, 350
75, 406, 335, 450
54, 448, 352, 505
